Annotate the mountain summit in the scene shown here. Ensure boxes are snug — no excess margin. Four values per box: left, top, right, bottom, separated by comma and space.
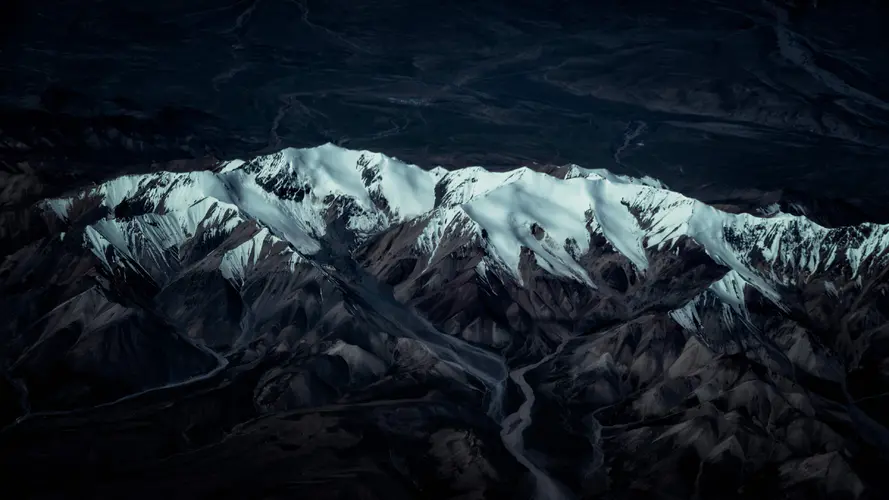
3, 144, 889, 499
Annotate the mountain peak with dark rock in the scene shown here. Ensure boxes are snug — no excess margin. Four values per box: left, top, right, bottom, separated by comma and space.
4, 1, 889, 497
2, 144, 889, 498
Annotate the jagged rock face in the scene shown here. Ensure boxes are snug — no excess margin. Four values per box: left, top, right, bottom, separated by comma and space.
2, 144, 889, 499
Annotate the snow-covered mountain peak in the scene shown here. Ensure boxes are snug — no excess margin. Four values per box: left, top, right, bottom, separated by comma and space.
461, 171, 644, 285
41, 144, 889, 299
231, 144, 441, 221
213, 144, 449, 251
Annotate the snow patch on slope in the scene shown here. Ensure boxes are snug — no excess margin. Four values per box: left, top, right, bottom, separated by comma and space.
586, 179, 650, 270
362, 151, 444, 218
416, 166, 650, 285
219, 228, 273, 284
219, 227, 306, 285
221, 168, 324, 254
416, 206, 482, 266
44, 198, 75, 222
462, 171, 600, 285
86, 197, 242, 276
670, 270, 752, 333
98, 171, 234, 212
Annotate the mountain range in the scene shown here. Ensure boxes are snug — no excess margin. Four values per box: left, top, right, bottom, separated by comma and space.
2, 143, 888, 499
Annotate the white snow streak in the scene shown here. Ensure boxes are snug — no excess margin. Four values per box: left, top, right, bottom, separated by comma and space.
669, 270, 752, 333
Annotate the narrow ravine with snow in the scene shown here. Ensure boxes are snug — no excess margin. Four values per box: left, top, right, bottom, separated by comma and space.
500, 337, 577, 500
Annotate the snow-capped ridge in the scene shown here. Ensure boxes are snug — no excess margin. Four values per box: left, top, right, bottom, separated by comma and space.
564, 164, 667, 189
39, 143, 889, 295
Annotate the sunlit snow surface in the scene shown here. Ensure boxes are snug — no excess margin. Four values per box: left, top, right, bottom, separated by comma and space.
43, 143, 889, 304
670, 270, 753, 333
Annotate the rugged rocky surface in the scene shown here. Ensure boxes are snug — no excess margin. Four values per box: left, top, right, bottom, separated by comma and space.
1, 144, 888, 499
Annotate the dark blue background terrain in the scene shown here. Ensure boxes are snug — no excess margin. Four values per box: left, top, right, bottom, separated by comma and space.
2, 0, 889, 220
